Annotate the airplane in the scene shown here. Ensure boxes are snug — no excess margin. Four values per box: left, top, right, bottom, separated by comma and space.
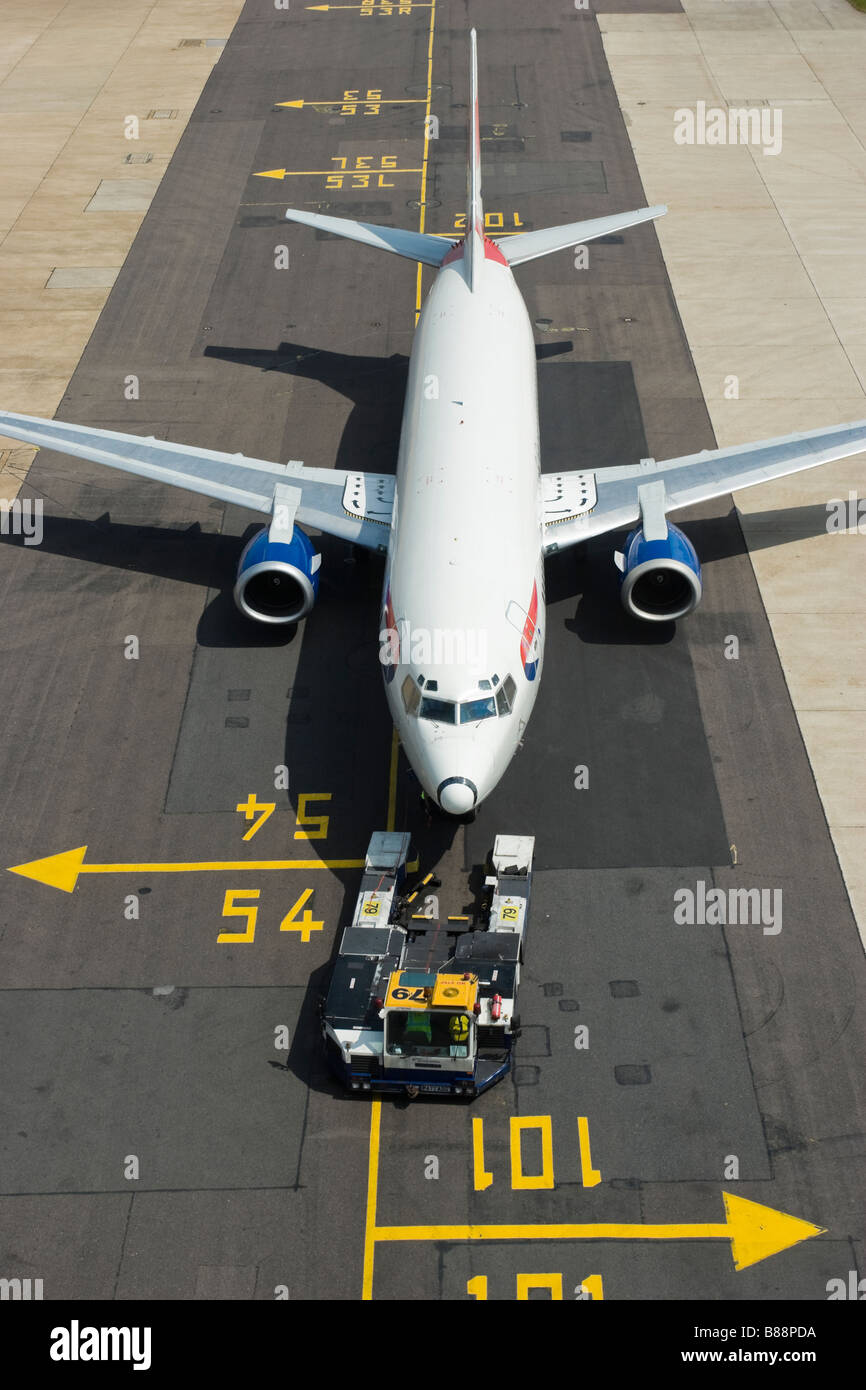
1, 30, 865, 817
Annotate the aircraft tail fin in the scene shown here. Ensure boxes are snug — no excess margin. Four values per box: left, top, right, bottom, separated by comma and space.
498, 204, 667, 267
282, 33, 493, 285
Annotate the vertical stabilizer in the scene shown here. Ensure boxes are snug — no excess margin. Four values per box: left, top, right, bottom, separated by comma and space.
464, 28, 484, 291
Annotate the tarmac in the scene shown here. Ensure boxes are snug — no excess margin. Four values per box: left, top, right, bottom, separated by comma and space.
0, 0, 863, 1303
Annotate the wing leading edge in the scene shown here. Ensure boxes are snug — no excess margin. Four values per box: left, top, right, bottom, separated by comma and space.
0, 409, 393, 550
541, 419, 866, 553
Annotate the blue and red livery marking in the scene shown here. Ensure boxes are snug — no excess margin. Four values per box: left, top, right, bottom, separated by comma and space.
441, 237, 508, 268
381, 583, 397, 682
520, 580, 539, 681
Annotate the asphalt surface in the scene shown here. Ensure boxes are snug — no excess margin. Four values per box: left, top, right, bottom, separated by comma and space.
0, 0, 863, 1304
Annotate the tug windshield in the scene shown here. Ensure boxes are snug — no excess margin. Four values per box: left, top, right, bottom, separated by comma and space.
385, 1010, 473, 1059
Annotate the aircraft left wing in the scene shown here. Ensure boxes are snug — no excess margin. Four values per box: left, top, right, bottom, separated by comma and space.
541, 419, 866, 553
0, 409, 394, 550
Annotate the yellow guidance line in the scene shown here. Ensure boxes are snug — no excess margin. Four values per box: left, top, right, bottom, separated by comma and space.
362, 1099, 382, 1300
414, 0, 436, 324
361, 0, 437, 1308
7, 846, 366, 894
371, 1194, 826, 1272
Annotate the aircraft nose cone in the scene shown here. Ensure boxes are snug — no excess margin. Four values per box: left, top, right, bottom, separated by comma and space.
437, 777, 477, 815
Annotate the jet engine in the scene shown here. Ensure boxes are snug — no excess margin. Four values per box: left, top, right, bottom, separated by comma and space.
616, 521, 702, 622
233, 525, 321, 624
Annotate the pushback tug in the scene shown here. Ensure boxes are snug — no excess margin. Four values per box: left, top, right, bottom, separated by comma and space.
321, 831, 534, 1097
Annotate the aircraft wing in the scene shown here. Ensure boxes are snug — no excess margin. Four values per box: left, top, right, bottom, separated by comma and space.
0, 409, 394, 550
541, 419, 866, 553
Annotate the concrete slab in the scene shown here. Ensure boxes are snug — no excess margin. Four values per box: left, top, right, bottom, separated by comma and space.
797, 711, 866, 827
0, 0, 242, 454
710, 397, 866, 439
675, 294, 841, 347
703, 54, 828, 100
85, 178, 160, 212
46, 266, 120, 289
602, 0, 866, 943
767, 613, 866, 709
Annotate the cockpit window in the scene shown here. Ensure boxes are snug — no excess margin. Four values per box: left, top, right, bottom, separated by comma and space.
419, 696, 456, 723
496, 674, 517, 716
459, 695, 497, 724
401, 675, 420, 715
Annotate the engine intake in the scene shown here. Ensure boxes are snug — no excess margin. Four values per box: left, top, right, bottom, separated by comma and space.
234, 525, 320, 625
618, 521, 701, 622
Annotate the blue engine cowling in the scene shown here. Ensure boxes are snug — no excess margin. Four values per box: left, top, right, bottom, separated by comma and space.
618, 521, 702, 622
233, 525, 321, 625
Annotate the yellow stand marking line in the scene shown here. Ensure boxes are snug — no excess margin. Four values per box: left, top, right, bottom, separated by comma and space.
362, 1100, 382, 1300
362, 0, 437, 1305
414, 2, 436, 324
370, 1195, 825, 1272
7, 846, 367, 894
8, 843, 420, 893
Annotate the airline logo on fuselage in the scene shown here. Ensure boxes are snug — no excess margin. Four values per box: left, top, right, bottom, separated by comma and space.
521, 580, 540, 681
381, 584, 397, 683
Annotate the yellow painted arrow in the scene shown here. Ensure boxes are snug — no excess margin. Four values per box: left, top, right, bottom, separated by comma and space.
308, 4, 433, 9
254, 167, 421, 180
277, 98, 425, 109
373, 1193, 825, 1272
8, 846, 367, 894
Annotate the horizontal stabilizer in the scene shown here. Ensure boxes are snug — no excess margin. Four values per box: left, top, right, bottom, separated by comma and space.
499, 204, 667, 267
285, 208, 452, 267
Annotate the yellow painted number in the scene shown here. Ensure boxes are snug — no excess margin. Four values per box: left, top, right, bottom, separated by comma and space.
471, 1115, 599, 1189
236, 793, 275, 841
453, 211, 525, 231
218, 889, 260, 944
279, 888, 324, 942
517, 1274, 562, 1300
294, 792, 331, 840
467, 1273, 602, 1300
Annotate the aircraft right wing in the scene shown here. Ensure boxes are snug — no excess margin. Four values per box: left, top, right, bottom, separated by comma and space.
0, 409, 394, 550
541, 419, 866, 553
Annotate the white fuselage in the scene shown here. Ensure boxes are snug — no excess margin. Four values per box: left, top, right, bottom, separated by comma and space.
381, 248, 545, 812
